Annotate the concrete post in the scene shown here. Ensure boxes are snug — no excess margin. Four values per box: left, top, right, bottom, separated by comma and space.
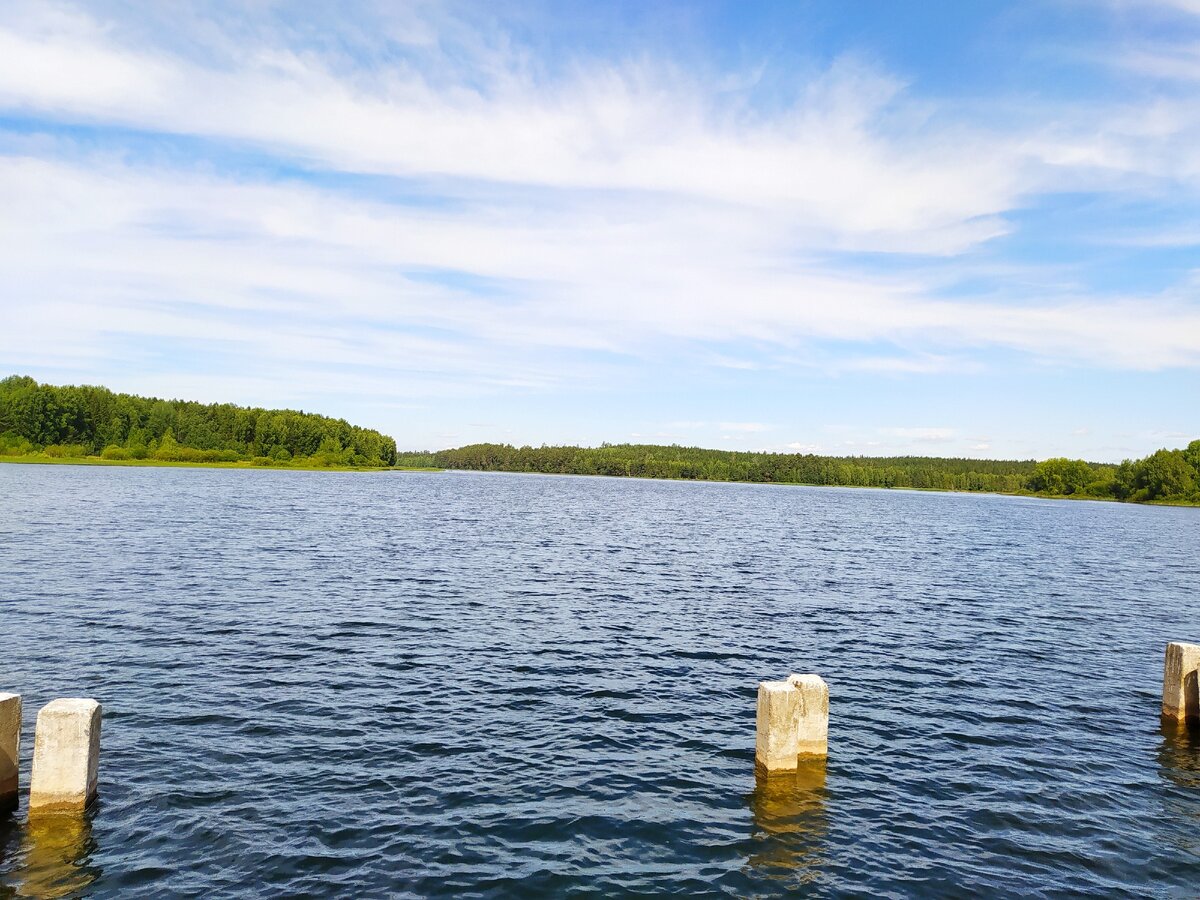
29, 699, 102, 814
1163, 642, 1200, 724
787, 674, 829, 757
755, 673, 828, 774
0, 692, 19, 813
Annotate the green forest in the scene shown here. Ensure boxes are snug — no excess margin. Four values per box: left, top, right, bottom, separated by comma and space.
0, 376, 396, 468
4, 375, 1196, 502
397, 440, 1200, 504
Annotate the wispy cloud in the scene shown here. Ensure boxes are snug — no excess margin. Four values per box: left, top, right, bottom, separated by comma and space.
0, 1, 1198, 456
0, 8, 1024, 250
5, 152, 1198, 383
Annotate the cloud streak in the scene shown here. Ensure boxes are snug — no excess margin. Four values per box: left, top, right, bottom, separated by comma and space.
0, 1, 1198, 455
4, 153, 1197, 377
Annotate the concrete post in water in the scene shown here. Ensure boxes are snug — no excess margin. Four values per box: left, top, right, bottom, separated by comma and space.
755, 674, 829, 774
0, 692, 20, 813
1163, 642, 1200, 724
29, 699, 102, 814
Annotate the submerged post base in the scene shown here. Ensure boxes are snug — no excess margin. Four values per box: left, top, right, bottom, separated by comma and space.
29, 699, 102, 815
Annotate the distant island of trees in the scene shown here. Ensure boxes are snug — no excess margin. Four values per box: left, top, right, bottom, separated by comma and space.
0, 375, 396, 468
395, 440, 1200, 505
3, 375, 1196, 504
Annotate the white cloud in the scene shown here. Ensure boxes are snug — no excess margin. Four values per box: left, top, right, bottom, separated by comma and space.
0, 0, 1199, 455
0, 4, 1028, 253
2, 152, 1200, 403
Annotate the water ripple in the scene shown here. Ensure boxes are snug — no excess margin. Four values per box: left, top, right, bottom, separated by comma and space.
0, 466, 1198, 896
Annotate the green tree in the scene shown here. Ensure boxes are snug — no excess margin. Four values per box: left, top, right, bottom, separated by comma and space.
1134, 449, 1196, 501
154, 428, 182, 461
1183, 440, 1200, 474
1025, 458, 1095, 495
0, 375, 397, 467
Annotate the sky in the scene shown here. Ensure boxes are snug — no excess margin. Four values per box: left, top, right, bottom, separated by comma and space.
1, 1, 1198, 461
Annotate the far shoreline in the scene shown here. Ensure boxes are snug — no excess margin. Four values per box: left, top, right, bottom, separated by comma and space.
434, 466, 1200, 509
6, 454, 1194, 508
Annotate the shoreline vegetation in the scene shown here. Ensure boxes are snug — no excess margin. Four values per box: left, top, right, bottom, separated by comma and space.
395, 441, 1200, 507
3, 376, 1197, 505
1, 375, 397, 469
0, 454, 439, 473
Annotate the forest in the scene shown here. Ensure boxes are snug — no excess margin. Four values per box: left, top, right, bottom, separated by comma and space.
0, 376, 397, 468
397, 440, 1200, 504
4, 375, 1196, 502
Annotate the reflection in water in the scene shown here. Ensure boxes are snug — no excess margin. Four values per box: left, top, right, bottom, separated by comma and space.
5, 811, 101, 899
1155, 719, 1200, 860
1157, 718, 1200, 790
747, 758, 829, 885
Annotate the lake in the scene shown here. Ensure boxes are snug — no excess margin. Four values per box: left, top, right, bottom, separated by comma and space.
0, 464, 1198, 897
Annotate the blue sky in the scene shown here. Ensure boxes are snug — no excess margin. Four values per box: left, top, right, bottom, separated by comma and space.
1, 1, 1198, 460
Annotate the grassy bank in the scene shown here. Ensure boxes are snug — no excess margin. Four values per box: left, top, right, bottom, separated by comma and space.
0, 454, 439, 473
447, 464, 1200, 507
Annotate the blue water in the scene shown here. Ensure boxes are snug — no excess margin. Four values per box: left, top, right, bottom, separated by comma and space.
0, 464, 1198, 897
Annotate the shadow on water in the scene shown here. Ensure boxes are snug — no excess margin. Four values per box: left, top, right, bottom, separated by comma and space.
0, 810, 101, 899
0, 814, 19, 892
746, 758, 829, 886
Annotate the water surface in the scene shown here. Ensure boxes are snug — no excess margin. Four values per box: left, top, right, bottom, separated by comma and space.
0, 465, 1198, 896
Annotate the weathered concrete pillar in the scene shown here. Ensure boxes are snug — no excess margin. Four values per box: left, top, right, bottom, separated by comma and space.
755, 674, 829, 774
0, 692, 20, 813
1163, 642, 1200, 724
787, 674, 829, 757
29, 699, 102, 814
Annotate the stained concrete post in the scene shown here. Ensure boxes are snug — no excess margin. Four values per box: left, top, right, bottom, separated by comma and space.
0, 693, 20, 813
1163, 642, 1200, 724
755, 674, 829, 774
29, 699, 102, 814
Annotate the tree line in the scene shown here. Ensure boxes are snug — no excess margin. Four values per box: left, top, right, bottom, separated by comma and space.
1025, 448, 1200, 503
397, 440, 1200, 504
4, 374, 1194, 500
0, 376, 397, 468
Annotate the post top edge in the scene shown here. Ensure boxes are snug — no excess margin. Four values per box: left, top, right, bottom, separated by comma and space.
0, 692, 19, 702
1167, 641, 1200, 652
39, 698, 101, 714
788, 673, 827, 687
758, 679, 795, 692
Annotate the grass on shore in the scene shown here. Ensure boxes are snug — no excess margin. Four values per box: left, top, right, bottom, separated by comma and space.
0, 454, 440, 473
400, 467, 1199, 506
